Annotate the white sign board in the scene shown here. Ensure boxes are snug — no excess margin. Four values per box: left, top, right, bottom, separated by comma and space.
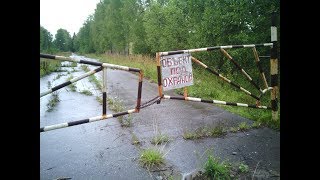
160, 53, 193, 91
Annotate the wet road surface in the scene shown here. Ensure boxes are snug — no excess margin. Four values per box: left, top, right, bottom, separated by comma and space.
40, 54, 280, 179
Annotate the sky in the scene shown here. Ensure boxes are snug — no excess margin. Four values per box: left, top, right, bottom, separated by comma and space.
40, 0, 100, 38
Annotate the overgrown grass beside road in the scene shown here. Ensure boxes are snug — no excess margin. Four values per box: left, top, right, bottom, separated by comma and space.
40, 52, 72, 77
86, 53, 280, 130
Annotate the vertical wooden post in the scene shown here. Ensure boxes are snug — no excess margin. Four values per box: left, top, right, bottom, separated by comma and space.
270, 12, 279, 121
183, 87, 188, 98
136, 70, 143, 112
156, 53, 163, 103
252, 47, 269, 89
102, 67, 107, 116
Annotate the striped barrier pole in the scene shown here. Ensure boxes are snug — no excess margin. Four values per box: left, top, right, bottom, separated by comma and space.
252, 47, 269, 89
156, 52, 163, 104
40, 53, 141, 73
163, 95, 271, 110
40, 67, 103, 97
220, 48, 263, 93
40, 109, 136, 133
136, 70, 143, 112
159, 43, 273, 56
102, 67, 107, 115
40, 53, 103, 66
191, 57, 260, 100
270, 12, 279, 121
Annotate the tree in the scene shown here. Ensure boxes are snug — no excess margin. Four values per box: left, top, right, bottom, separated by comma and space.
53, 28, 72, 52
76, 16, 95, 53
40, 26, 53, 53
70, 33, 78, 52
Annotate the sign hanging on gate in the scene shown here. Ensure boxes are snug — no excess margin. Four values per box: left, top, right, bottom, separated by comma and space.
160, 53, 193, 91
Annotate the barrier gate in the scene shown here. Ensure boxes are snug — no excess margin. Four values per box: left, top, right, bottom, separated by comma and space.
40, 13, 278, 133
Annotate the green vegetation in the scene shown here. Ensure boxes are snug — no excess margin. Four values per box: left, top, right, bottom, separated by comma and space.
52, 73, 66, 81
40, 51, 72, 77
81, 65, 90, 72
183, 126, 227, 140
40, 26, 55, 53
228, 121, 265, 134
193, 149, 252, 179
131, 133, 140, 145
40, 26, 74, 77
46, 91, 60, 112
238, 122, 250, 132
80, 90, 93, 96
204, 155, 231, 180
96, 96, 103, 105
107, 97, 132, 127
151, 133, 169, 145
88, 54, 157, 82
88, 74, 102, 91
139, 148, 165, 169
53, 28, 73, 52
251, 121, 263, 129
238, 163, 249, 173
74, 0, 279, 56
40, 58, 61, 77
66, 75, 77, 92
229, 127, 238, 133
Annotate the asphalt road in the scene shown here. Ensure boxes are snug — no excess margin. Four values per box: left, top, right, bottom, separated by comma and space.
40, 54, 280, 179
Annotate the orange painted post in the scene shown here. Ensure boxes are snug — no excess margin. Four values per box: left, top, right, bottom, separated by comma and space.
183, 87, 188, 98
156, 52, 163, 103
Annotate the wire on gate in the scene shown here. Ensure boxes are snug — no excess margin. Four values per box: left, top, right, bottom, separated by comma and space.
138, 96, 161, 109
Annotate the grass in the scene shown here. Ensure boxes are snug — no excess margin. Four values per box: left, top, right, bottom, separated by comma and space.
86, 53, 158, 83
131, 133, 140, 145
228, 121, 263, 134
251, 121, 262, 129
46, 91, 60, 112
96, 96, 103, 105
40, 52, 72, 77
40, 58, 61, 77
238, 163, 249, 173
52, 73, 66, 81
193, 149, 253, 179
183, 131, 199, 140
88, 74, 102, 91
139, 148, 165, 169
107, 97, 132, 127
80, 90, 93, 96
238, 122, 250, 131
151, 133, 169, 145
85, 53, 280, 130
183, 125, 227, 140
66, 75, 77, 92
229, 127, 238, 133
71, 67, 78, 72
71, 62, 77, 67
204, 155, 231, 180
184, 121, 263, 138
81, 65, 90, 72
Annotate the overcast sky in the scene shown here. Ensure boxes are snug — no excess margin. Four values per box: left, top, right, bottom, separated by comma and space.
40, 0, 100, 38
